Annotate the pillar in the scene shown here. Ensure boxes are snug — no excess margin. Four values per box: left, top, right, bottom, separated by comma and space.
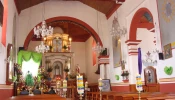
125, 40, 141, 84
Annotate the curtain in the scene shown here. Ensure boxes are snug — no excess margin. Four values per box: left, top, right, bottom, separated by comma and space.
17, 50, 42, 66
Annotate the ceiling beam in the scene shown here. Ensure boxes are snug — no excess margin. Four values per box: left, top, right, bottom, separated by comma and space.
106, 4, 121, 19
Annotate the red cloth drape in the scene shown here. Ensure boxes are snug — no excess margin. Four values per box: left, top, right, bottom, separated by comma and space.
1, 0, 8, 46
92, 40, 97, 66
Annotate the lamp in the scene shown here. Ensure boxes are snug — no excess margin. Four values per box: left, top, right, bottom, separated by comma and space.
34, 0, 53, 38
35, 41, 50, 53
111, 15, 127, 38
92, 4, 104, 54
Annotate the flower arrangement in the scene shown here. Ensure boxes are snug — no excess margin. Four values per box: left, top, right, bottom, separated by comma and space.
47, 67, 53, 72
121, 70, 129, 76
14, 63, 22, 75
64, 68, 69, 72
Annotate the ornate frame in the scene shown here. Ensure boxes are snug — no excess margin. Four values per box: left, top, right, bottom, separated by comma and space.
6, 43, 13, 85
144, 66, 157, 86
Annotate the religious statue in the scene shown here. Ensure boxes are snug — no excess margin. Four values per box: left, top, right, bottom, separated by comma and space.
76, 64, 80, 74
25, 71, 34, 86
147, 71, 152, 83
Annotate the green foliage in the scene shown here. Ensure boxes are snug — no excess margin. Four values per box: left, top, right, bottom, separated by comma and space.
164, 66, 173, 75
115, 75, 120, 80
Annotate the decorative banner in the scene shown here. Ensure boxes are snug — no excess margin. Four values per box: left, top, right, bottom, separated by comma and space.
138, 48, 142, 74
164, 66, 173, 75
77, 75, 84, 94
115, 75, 119, 80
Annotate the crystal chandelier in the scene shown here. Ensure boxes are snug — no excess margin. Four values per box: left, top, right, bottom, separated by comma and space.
92, 5, 104, 54
34, 21, 53, 38
111, 16, 127, 38
35, 41, 50, 53
34, 1, 53, 38
92, 42, 104, 54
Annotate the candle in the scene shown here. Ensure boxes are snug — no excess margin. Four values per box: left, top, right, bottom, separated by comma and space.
136, 74, 143, 92
57, 81, 60, 88
85, 81, 88, 88
77, 74, 84, 94
63, 80, 67, 88
98, 78, 103, 90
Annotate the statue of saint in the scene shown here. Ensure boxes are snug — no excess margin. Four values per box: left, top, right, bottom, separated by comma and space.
25, 71, 34, 86
76, 64, 80, 74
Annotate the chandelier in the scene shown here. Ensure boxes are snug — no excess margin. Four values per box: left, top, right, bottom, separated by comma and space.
35, 41, 50, 53
92, 4, 104, 54
34, 0, 53, 38
34, 21, 53, 38
92, 42, 104, 54
111, 16, 127, 38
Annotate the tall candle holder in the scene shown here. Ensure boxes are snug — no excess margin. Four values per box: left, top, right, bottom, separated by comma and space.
77, 74, 84, 100
85, 81, 88, 100
57, 80, 61, 96
136, 74, 143, 100
63, 80, 67, 98
98, 78, 103, 100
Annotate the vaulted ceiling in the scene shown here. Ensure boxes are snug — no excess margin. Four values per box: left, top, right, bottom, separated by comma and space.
14, 0, 125, 18
14, 0, 125, 42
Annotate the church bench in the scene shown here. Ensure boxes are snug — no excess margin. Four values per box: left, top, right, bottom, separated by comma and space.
7, 94, 72, 100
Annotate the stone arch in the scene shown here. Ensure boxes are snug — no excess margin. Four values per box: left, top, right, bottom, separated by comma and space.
129, 7, 154, 41
23, 16, 103, 49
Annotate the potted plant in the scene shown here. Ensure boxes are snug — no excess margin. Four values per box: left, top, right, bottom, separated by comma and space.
63, 45, 67, 52
121, 70, 129, 83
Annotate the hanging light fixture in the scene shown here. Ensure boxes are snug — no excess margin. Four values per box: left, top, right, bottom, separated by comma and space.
92, 3, 104, 54
35, 41, 50, 53
34, 0, 53, 38
111, 14, 127, 38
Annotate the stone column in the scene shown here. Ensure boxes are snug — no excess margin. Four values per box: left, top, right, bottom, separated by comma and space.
125, 40, 141, 84
98, 56, 109, 79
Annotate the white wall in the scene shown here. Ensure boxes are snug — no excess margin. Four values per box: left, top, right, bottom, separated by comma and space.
17, 1, 109, 49
107, 0, 161, 84
71, 42, 86, 74
85, 37, 99, 83
0, 0, 18, 84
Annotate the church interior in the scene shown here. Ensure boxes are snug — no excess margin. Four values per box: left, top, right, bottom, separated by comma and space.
0, 0, 175, 100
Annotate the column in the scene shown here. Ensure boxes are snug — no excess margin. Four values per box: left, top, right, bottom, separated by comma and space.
125, 40, 141, 84
98, 56, 109, 79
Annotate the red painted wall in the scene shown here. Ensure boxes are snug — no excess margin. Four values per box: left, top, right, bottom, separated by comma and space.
112, 85, 130, 92
159, 83, 175, 93
0, 89, 13, 100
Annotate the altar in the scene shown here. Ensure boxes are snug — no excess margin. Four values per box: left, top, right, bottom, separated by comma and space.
42, 52, 74, 79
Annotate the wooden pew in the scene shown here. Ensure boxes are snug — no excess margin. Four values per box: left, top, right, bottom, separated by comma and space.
7, 94, 72, 100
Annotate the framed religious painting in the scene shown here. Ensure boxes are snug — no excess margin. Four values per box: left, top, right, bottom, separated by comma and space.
112, 37, 122, 68
102, 79, 111, 91
144, 66, 157, 86
164, 43, 172, 59
6, 44, 13, 85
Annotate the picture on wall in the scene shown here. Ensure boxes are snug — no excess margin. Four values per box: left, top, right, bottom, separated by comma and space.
102, 79, 111, 92
112, 37, 122, 68
157, 0, 175, 50
164, 43, 172, 59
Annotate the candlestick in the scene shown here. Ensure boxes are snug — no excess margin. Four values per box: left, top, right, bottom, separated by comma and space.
85, 81, 88, 100
98, 78, 103, 100
57, 81, 61, 95
77, 74, 84, 100
136, 74, 143, 100
63, 80, 67, 98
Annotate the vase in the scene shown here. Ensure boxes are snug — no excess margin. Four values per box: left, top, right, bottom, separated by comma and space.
122, 79, 129, 83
